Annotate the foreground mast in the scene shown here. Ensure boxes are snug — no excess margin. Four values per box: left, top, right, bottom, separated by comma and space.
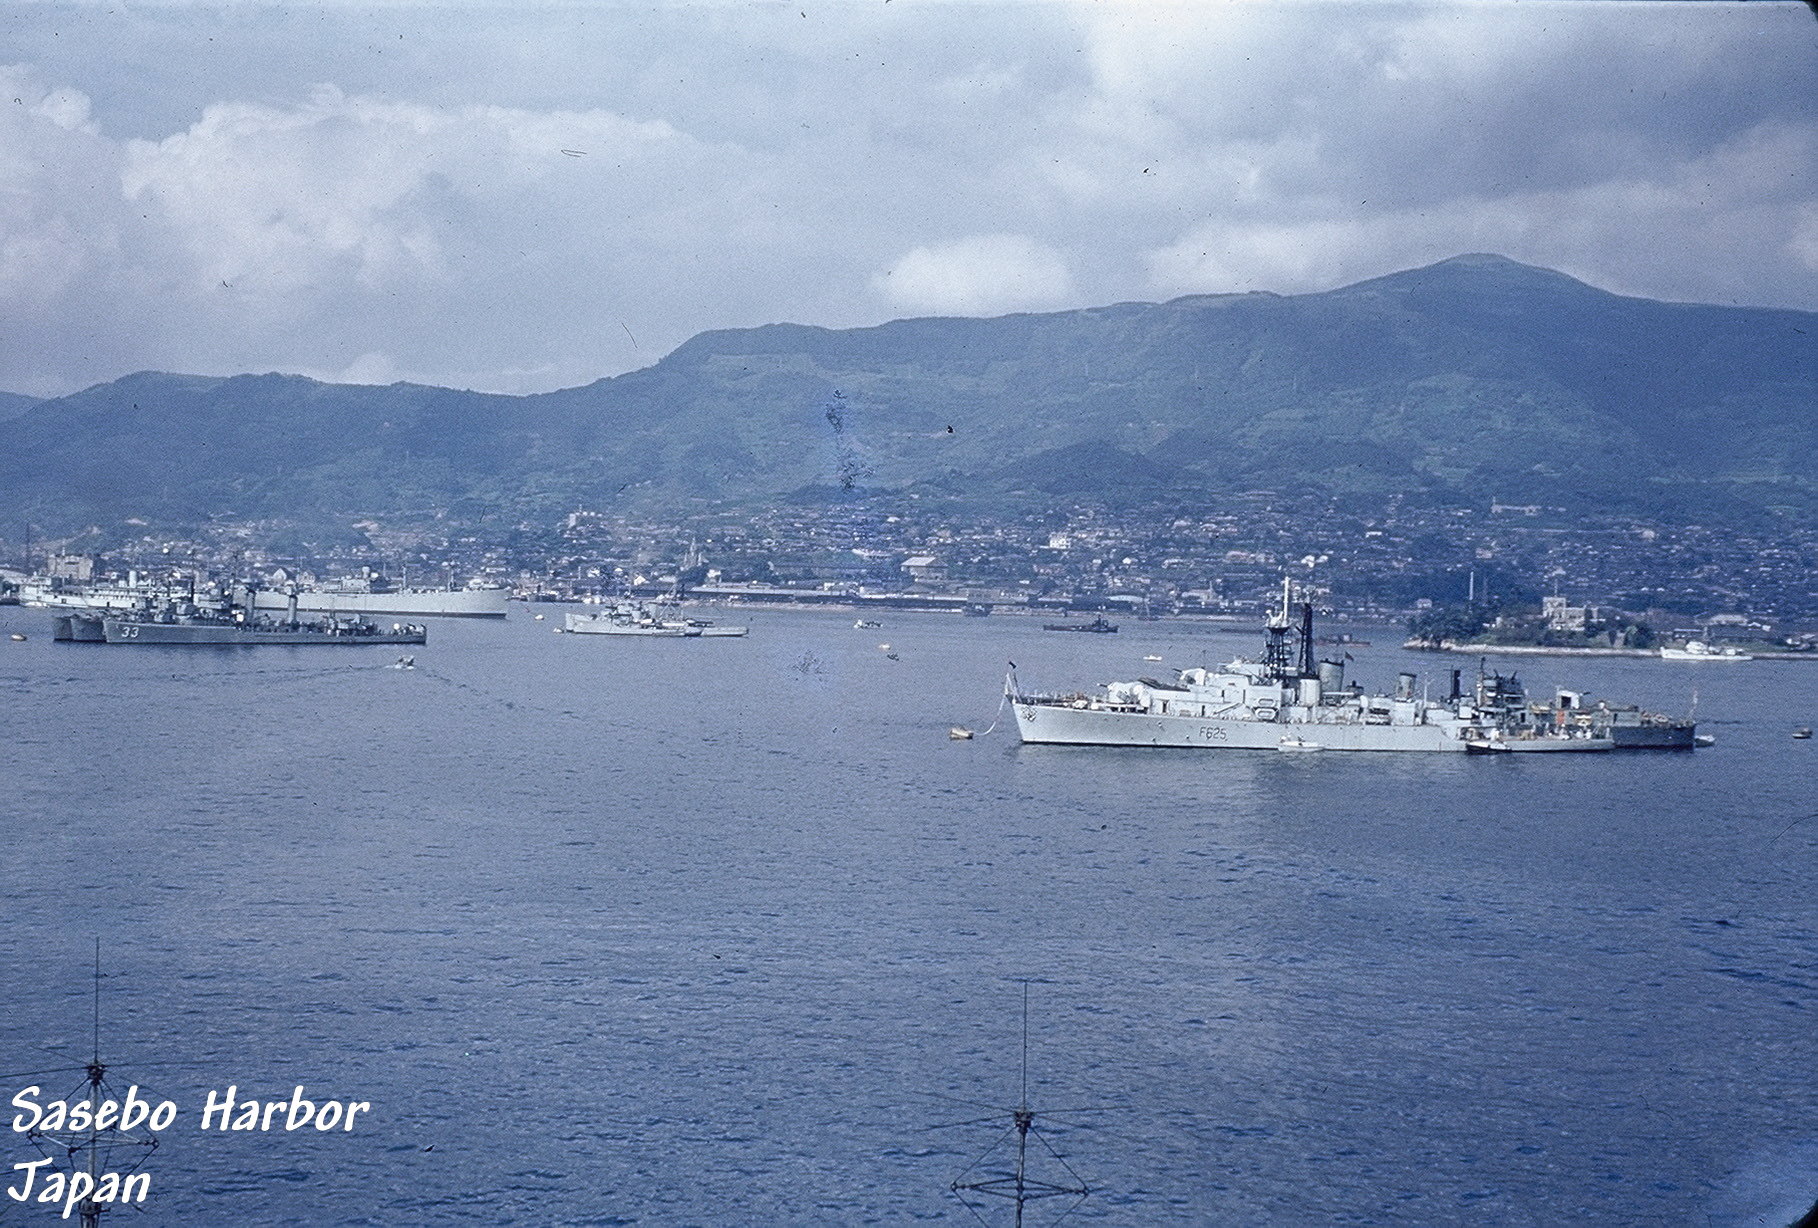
947, 983, 1094, 1226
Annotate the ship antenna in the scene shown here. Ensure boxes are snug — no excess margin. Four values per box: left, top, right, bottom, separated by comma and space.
945, 981, 1095, 1226
1021, 981, 1029, 1111
20, 943, 162, 1228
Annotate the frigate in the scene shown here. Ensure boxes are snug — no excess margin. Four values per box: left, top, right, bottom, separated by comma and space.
1010, 582, 1614, 753
563, 600, 747, 637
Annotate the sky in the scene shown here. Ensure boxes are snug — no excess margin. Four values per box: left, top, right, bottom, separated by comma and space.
1, 0, 1814, 398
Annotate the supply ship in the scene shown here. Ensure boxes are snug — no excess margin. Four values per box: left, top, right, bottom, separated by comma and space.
250, 578, 507, 619
1010, 583, 1684, 753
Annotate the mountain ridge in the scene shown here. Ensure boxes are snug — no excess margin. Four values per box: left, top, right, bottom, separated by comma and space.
3, 254, 1813, 536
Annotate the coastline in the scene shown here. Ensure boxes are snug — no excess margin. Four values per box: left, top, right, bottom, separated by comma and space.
1405, 640, 1818, 661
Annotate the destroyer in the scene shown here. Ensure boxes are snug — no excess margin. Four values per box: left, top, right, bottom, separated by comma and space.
1011, 583, 1611, 753
58, 586, 425, 647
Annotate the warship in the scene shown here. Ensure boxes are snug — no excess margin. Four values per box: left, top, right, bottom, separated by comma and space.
250, 578, 507, 619
1010, 582, 1620, 753
1042, 615, 1118, 634
55, 586, 426, 646
563, 600, 747, 637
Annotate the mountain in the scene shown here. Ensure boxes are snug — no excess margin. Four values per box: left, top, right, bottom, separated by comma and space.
2, 254, 1813, 535
0, 390, 40, 423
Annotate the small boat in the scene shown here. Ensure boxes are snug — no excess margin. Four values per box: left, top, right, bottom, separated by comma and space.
8, 633, 25, 641
855, 619, 882, 629
949, 727, 974, 740
1277, 736, 1323, 753
534, 613, 546, 620
1795, 728, 1813, 740
1694, 734, 1717, 747
1142, 654, 1163, 662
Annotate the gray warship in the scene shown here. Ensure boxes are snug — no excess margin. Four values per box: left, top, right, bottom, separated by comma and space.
1011, 582, 1692, 753
54, 585, 426, 647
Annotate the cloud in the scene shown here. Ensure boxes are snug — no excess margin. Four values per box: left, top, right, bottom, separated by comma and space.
0, 2, 1812, 397
874, 234, 1078, 317
1143, 120, 1818, 307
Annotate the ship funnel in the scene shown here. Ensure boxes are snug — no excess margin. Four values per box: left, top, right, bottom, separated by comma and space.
1318, 659, 1345, 693
1448, 669, 1462, 701
1395, 671, 1417, 701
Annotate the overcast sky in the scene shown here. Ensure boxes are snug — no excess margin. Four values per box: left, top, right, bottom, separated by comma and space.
1, 0, 1813, 397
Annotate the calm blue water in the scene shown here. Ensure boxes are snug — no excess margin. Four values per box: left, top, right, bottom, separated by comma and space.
2, 603, 1814, 1226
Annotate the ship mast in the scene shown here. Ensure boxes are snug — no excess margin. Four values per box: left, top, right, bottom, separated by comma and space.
946, 983, 1094, 1226
18, 943, 161, 1228
1263, 577, 1296, 681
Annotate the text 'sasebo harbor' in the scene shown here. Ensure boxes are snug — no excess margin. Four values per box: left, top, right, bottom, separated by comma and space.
10, 1085, 369, 1219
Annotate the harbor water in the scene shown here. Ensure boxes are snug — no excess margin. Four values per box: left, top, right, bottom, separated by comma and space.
2, 604, 1814, 1225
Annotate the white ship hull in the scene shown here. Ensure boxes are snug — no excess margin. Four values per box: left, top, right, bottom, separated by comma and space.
1014, 702, 1475, 752
253, 587, 507, 618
